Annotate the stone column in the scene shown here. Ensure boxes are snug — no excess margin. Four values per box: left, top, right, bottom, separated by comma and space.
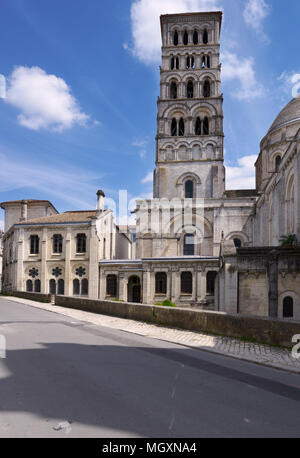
224, 258, 238, 314
41, 228, 47, 294
295, 149, 300, 236
65, 228, 72, 297
89, 224, 99, 299
16, 228, 24, 292
268, 250, 278, 318
192, 269, 197, 301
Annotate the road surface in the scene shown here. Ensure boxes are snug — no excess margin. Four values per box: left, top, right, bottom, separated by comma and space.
0, 297, 299, 438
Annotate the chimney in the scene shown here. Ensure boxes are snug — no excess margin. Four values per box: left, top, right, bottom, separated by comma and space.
96, 190, 105, 213
20, 200, 28, 222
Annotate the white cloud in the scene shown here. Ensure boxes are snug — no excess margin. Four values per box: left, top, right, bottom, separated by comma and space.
0, 151, 102, 209
128, 0, 221, 65
225, 155, 257, 190
279, 71, 300, 100
243, 0, 270, 42
5, 66, 89, 131
141, 171, 153, 184
222, 50, 264, 100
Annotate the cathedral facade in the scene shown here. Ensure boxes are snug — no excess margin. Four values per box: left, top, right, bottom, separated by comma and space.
99, 11, 300, 319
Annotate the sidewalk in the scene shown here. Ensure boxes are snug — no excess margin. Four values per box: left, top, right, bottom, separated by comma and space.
3, 296, 300, 374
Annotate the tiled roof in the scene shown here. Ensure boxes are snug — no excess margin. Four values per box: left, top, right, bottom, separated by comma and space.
17, 211, 97, 225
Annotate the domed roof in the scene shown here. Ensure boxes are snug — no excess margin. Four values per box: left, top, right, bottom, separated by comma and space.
268, 97, 300, 134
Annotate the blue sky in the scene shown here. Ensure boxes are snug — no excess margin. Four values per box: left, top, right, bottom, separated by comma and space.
0, 0, 299, 228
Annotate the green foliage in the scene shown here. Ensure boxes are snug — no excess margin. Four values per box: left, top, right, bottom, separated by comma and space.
154, 299, 177, 308
279, 234, 299, 247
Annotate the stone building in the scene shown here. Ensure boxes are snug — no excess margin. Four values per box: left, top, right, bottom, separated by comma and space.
99, 11, 299, 320
1, 192, 132, 299
99, 12, 258, 308
219, 97, 300, 320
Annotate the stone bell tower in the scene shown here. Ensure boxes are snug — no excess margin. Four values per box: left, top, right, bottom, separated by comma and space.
153, 11, 225, 200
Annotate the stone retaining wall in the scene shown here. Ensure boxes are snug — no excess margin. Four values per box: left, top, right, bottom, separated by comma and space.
53, 295, 300, 348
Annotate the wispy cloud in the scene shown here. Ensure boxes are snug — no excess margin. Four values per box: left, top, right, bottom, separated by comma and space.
222, 50, 265, 100
5, 66, 90, 132
0, 151, 103, 209
243, 0, 270, 42
132, 138, 148, 159
225, 155, 257, 190
141, 171, 153, 184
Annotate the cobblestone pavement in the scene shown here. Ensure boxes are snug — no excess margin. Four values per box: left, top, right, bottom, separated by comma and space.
3, 296, 300, 374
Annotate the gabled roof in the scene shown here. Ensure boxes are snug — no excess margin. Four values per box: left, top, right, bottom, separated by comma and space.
17, 210, 97, 225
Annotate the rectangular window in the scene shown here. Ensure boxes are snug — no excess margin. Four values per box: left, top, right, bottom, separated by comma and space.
30, 235, 39, 255
53, 235, 63, 254
76, 234, 87, 253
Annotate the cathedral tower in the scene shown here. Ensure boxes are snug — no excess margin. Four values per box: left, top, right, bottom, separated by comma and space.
153, 12, 225, 200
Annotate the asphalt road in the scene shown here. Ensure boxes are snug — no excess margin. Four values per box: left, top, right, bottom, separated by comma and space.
0, 297, 299, 438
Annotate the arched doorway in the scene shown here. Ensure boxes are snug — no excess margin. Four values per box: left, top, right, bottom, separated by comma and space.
128, 276, 141, 303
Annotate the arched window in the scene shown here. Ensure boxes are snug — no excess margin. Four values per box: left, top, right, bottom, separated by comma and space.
171, 118, 177, 136
187, 81, 194, 98
176, 57, 179, 69
26, 279, 33, 292
195, 117, 202, 135
203, 117, 209, 135
207, 272, 217, 295
49, 279, 56, 295
187, 56, 195, 69
171, 57, 175, 70
81, 279, 89, 296
234, 238, 242, 248
193, 30, 199, 45
30, 235, 39, 255
173, 31, 178, 46
53, 234, 63, 254
179, 118, 185, 136
185, 180, 194, 199
155, 272, 167, 295
170, 81, 177, 99
57, 279, 64, 295
207, 55, 211, 68
283, 297, 294, 318
275, 155, 281, 172
183, 30, 188, 45
73, 279, 80, 296
184, 234, 195, 256
107, 275, 117, 297
203, 29, 208, 44
34, 279, 41, 293
181, 272, 193, 294
203, 80, 211, 98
